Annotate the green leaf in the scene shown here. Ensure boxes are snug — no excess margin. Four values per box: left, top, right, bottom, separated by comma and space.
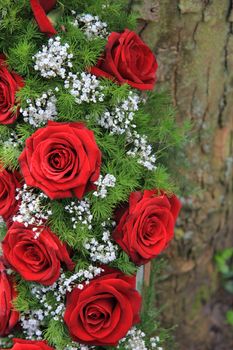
16, 123, 34, 143
226, 310, 233, 326
0, 125, 12, 142
44, 319, 72, 350
14, 278, 40, 312
111, 251, 137, 275
47, 4, 64, 26
215, 248, 233, 276
7, 39, 36, 75
0, 224, 7, 241
0, 145, 21, 170
224, 281, 233, 294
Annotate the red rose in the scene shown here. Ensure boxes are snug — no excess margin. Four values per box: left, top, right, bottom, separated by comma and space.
30, 0, 57, 37
0, 168, 20, 221
19, 121, 101, 200
90, 29, 158, 90
64, 268, 141, 346
0, 56, 24, 124
1, 339, 55, 350
2, 223, 74, 285
0, 259, 19, 336
112, 190, 181, 265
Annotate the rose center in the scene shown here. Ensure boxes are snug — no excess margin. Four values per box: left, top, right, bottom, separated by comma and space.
83, 297, 116, 331
145, 222, 155, 237
88, 309, 103, 321
48, 147, 75, 174
24, 245, 41, 262
141, 218, 164, 245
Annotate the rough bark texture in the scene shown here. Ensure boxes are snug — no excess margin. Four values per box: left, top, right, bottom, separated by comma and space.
130, 1, 233, 349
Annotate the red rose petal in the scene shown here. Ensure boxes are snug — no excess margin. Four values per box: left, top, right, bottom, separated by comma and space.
30, 0, 57, 37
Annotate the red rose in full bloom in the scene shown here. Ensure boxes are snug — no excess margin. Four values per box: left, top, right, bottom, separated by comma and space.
2, 223, 74, 285
90, 29, 158, 90
0, 167, 21, 221
30, 0, 57, 37
0, 259, 19, 336
64, 268, 141, 346
1, 339, 55, 350
0, 55, 24, 124
19, 121, 101, 200
112, 190, 181, 265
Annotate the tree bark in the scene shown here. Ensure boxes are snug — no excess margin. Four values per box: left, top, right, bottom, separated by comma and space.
130, 1, 233, 349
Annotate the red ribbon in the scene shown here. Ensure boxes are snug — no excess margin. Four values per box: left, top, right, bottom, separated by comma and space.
30, 0, 57, 37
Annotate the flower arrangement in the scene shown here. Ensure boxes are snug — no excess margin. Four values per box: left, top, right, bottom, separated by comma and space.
0, 1, 188, 349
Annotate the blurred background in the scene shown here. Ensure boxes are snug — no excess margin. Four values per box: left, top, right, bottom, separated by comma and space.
130, 1, 233, 349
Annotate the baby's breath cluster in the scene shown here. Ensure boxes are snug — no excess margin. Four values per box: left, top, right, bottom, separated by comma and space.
13, 185, 52, 237
62, 265, 104, 291
150, 336, 163, 349
127, 131, 156, 170
97, 92, 141, 135
2, 131, 23, 148
65, 199, 93, 230
20, 91, 58, 128
95, 91, 156, 170
84, 221, 118, 264
65, 343, 95, 350
117, 327, 163, 350
93, 174, 116, 198
64, 72, 104, 104
33, 37, 73, 79
20, 310, 44, 340
72, 12, 108, 39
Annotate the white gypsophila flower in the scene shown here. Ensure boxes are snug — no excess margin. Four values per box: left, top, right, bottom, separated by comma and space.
33, 37, 73, 79
30, 266, 104, 322
150, 336, 163, 349
64, 72, 105, 104
3, 131, 23, 148
93, 174, 116, 198
126, 131, 156, 171
117, 327, 147, 350
97, 92, 141, 135
20, 91, 58, 128
84, 221, 118, 264
96, 91, 156, 170
65, 343, 95, 350
72, 12, 108, 39
117, 327, 163, 350
13, 185, 52, 238
65, 199, 93, 230
20, 311, 44, 340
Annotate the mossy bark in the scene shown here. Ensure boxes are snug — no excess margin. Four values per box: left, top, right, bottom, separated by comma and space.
130, 1, 233, 349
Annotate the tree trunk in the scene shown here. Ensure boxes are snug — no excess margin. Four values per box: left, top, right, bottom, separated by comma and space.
130, 1, 233, 349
